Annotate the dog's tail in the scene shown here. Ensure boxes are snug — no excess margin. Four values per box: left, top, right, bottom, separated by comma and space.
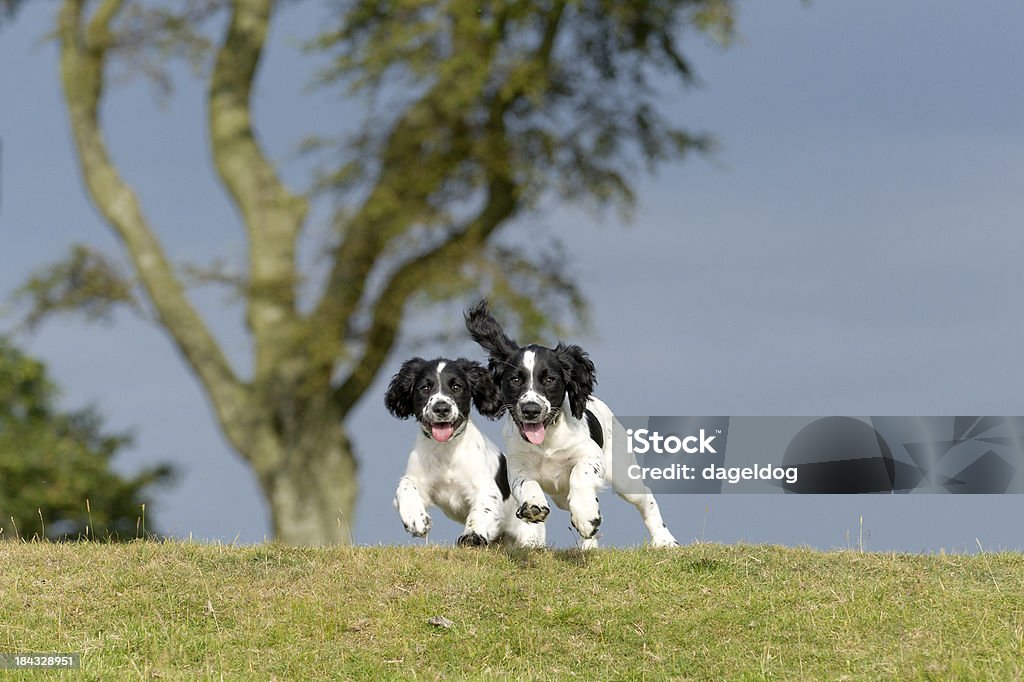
464, 299, 519, 364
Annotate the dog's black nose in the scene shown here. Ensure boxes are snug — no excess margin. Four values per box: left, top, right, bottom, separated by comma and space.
520, 401, 542, 421
432, 402, 452, 417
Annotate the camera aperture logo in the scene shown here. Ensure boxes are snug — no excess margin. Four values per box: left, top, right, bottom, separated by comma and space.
625, 427, 798, 485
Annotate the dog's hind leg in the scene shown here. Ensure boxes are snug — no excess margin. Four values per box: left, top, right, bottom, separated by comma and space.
615, 489, 678, 548
604, 419, 678, 548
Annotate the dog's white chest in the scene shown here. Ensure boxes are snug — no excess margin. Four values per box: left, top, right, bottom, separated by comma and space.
534, 450, 573, 493
430, 483, 470, 523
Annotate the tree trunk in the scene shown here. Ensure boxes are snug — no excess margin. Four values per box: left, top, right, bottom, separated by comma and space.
254, 425, 359, 545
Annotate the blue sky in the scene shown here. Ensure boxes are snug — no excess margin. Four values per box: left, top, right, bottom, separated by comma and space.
2, 1, 1023, 551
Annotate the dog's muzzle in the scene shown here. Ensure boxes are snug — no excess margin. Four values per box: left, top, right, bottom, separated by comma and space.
516, 398, 550, 445
423, 397, 461, 443
430, 401, 453, 420
518, 400, 544, 422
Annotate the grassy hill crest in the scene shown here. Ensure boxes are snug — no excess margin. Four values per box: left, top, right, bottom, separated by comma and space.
1, 542, 1022, 680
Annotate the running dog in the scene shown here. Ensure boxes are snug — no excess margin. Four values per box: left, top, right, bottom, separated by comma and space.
465, 301, 678, 549
385, 356, 544, 547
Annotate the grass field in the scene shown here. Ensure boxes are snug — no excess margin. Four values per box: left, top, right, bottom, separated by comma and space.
1, 542, 1022, 680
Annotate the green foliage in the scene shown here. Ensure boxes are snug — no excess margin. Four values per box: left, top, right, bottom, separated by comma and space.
312, 0, 734, 211
302, 0, 736, 341
0, 338, 172, 540
422, 239, 589, 342
15, 244, 141, 331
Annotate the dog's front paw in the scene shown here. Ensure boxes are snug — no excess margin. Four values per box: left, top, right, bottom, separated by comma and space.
571, 513, 602, 540
404, 512, 432, 537
569, 495, 602, 539
456, 531, 488, 547
650, 527, 679, 548
516, 502, 550, 523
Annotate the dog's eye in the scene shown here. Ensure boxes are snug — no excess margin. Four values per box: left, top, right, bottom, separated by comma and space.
420, 384, 432, 393
450, 382, 463, 392
509, 376, 521, 386
543, 376, 556, 386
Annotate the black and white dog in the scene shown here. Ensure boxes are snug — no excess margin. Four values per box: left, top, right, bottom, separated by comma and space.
465, 301, 678, 549
385, 356, 544, 547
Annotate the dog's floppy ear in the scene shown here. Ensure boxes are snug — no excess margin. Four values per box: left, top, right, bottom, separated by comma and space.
384, 357, 428, 419
453, 358, 504, 418
464, 299, 519, 374
555, 343, 597, 420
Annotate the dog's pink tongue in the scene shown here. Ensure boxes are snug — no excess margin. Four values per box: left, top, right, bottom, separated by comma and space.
431, 423, 454, 442
522, 422, 546, 445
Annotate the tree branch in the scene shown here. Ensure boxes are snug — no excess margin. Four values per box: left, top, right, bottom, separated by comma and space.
58, 0, 248, 442
306, 82, 473, 368
308, 5, 512, 369
209, 0, 308, 380
84, 0, 122, 48
329, 4, 566, 415
332, 174, 517, 416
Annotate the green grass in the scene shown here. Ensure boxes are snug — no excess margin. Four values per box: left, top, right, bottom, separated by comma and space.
0, 542, 1022, 680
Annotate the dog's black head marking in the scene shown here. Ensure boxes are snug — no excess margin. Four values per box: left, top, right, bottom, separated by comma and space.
464, 300, 597, 445
384, 356, 499, 442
